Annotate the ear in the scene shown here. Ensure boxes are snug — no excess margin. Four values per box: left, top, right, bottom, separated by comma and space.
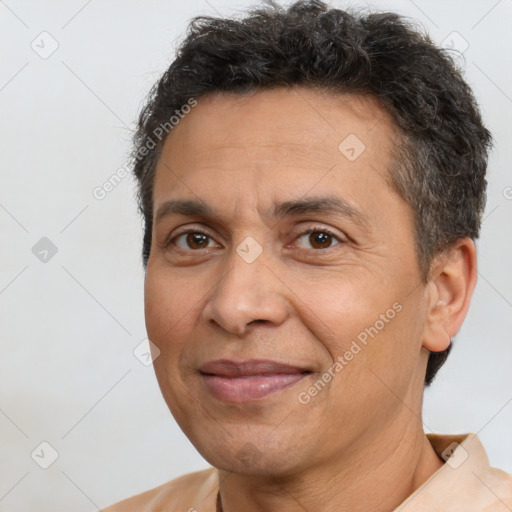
422, 238, 478, 352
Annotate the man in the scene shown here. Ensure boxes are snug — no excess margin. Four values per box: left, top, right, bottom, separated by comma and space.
102, 1, 512, 510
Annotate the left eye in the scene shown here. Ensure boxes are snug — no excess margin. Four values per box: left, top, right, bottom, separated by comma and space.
295, 230, 343, 250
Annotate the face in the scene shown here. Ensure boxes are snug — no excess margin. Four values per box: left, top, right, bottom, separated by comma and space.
145, 87, 431, 476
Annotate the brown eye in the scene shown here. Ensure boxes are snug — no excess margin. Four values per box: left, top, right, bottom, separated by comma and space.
174, 231, 213, 250
309, 232, 332, 249
187, 233, 209, 249
295, 229, 342, 250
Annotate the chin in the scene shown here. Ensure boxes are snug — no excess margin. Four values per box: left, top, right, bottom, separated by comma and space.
189, 427, 312, 478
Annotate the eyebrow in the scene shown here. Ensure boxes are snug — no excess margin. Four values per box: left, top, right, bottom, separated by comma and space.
155, 199, 213, 224
155, 196, 370, 229
272, 196, 369, 228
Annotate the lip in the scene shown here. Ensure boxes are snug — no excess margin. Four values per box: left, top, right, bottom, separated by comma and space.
199, 359, 312, 403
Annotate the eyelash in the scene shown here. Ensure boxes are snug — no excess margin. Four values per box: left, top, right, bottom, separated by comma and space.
293, 227, 344, 249
164, 226, 345, 252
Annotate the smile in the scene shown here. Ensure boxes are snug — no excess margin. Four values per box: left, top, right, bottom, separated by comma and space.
198, 359, 312, 403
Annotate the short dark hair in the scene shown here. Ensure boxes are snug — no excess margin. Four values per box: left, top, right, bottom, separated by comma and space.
131, 0, 492, 385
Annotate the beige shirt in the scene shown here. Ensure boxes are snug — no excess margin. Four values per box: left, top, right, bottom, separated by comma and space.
101, 433, 512, 511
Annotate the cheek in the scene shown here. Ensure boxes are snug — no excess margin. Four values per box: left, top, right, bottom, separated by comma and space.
144, 268, 204, 420
290, 272, 421, 387
340, 290, 426, 398
144, 267, 200, 355
288, 273, 391, 355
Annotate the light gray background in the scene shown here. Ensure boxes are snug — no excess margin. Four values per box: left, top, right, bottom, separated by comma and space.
1, 1, 511, 510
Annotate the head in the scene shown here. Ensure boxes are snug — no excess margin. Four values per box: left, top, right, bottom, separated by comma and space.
134, 0, 491, 476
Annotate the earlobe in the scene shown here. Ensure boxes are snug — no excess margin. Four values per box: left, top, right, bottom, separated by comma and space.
422, 238, 477, 353
423, 300, 451, 352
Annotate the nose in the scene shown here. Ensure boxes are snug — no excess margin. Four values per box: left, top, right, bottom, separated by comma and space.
202, 247, 290, 335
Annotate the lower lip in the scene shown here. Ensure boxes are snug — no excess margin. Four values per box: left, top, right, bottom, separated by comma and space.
201, 373, 309, 402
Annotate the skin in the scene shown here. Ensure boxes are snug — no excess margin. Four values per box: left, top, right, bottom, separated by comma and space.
144, 87, 477, 512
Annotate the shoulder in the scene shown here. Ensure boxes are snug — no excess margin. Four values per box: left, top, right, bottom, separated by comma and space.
481, 465, 512, 511
100, 467, 219, 512
421, 433, 512, 511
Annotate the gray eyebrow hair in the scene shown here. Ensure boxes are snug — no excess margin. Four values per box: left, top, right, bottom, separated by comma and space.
155, 196, 370, 229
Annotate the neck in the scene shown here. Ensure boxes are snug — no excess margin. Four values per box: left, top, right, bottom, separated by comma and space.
217, 424, 444, 512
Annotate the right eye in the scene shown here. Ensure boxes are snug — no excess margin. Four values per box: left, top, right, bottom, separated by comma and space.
168, 231, 220, 251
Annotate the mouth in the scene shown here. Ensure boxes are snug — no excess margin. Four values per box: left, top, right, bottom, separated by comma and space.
198, 359, 312, 403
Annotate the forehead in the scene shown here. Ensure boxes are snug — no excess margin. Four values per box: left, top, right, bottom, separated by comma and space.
152, 87, 399, 210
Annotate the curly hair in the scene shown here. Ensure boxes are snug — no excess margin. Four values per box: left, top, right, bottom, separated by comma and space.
131, 0, 492, 385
